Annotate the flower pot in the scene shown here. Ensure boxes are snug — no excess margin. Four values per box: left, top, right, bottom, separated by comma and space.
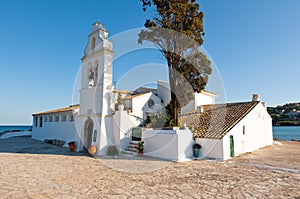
89, 145, 97, 156
68, 141, 76, 152
138, 152, 143, 157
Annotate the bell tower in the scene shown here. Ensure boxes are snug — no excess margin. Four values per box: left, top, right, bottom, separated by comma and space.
78, 21, 114, 155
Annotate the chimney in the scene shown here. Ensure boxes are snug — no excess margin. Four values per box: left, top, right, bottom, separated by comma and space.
252, 94, 260, 102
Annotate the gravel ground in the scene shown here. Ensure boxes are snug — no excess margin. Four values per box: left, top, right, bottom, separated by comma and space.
0, 136, 299, 198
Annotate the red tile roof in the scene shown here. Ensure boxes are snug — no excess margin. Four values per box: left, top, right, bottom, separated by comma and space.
179, 101, 259, 139
32, 104, 80, 116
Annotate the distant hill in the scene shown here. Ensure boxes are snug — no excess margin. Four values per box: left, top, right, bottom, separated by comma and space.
267, 102, 300, 126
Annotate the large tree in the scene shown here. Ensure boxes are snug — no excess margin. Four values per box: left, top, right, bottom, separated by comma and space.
138, 0, 212, 125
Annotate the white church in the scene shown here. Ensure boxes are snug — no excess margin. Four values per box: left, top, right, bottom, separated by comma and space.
32, 22, 273, 161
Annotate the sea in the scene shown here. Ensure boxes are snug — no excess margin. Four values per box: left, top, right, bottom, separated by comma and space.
273, 126, 300, 141
0, 125, 32, 134
0, 125, 300, 141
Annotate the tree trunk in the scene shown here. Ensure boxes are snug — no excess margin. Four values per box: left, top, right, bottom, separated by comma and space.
168, 62, 180, 126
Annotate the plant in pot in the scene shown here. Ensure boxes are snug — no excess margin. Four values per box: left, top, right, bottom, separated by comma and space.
68, 141, 76, 152
136, 141, 144, 157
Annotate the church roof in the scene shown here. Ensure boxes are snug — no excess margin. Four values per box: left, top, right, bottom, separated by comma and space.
179, 101, 259, 139
123, 92, 151, 100
134, 86, 158, 95
113, 89, 134, 95
32, 104, 80, 116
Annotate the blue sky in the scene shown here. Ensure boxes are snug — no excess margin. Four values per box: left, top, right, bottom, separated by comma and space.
0, 0, 299, 125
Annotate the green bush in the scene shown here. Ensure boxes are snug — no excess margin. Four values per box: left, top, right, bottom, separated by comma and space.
107, 145, 118, 156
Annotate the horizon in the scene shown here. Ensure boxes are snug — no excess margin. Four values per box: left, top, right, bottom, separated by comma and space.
0, 0, 299, 125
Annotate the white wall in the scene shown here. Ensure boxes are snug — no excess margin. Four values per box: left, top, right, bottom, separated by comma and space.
142, 129, 193, 161
181, 92, 217, 114
196, 138, 223, 159
222, 103, 273, 160
131, 92, 163, 119
32, 114, 80, 147
194, 92, 216, 107
113, 110, 142, 150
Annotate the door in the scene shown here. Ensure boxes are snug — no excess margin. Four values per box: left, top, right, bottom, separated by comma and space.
86, 122, 93, 149
84, 119, 94, 151
132, 127, 142, 141
230, 135, 234, 157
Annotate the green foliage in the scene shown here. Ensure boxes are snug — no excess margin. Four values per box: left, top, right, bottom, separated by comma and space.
117, 93, 123, 105
107, 145, 118, 156
164, 103, 175, 127
267, 102, 300, 126
136, 141, 144, 153
139, 0, 212, 125
144, 104, 176, 128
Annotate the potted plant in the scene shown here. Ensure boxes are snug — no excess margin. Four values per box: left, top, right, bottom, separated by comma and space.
136, 141, 144, 157
68, 141, 76, 152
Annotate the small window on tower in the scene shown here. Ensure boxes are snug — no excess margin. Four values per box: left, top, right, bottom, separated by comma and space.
243, 126, 246, 135
92, 37, 96, 50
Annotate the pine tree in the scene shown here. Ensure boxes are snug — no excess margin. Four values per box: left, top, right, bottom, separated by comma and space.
138, 0, 212, 125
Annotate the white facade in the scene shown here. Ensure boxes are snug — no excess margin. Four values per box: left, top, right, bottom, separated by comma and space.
124, 92, 163, 119
196, 102, 273, 160
77, 21, 115, 155
157, 80, 217, 115
32, 107, 80, 146
142, 129, 194, 161
181, 91, 217, 114
31, 22, 273, 161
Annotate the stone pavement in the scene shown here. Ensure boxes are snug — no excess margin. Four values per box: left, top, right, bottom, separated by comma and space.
0, 137, 299, 198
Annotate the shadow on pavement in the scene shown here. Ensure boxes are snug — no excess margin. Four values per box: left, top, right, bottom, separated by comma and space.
0, 136, 89, 157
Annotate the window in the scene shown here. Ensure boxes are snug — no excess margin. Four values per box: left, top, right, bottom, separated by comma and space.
35, 116, 38, 127
39, 116, 43, 127
55, 115, 60, 122
93, 130, 97, 142
243, 126, 246, 135
69, 113, 74, 121
62, 114, 67, 122
91, 37, 96, 50
49, 116, 53, 122
148, 99, 155, 109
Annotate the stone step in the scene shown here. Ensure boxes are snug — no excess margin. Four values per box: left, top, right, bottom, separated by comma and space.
130, 140, 141, 144
125, 148, 138, 152
127, 145, 137, 150
121, 149, 136, 156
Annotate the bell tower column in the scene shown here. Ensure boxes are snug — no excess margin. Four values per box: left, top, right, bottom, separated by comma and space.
78, 21, 114, 155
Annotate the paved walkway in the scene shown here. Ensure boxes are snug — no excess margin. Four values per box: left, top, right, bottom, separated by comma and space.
0, 137, 299, 198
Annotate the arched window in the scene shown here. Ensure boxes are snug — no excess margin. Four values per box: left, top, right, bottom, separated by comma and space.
91, 37, 96, 50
